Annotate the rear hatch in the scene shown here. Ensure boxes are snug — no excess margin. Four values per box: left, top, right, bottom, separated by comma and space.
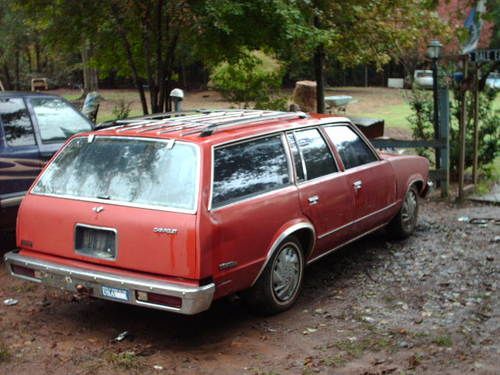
17, 135, 200, 279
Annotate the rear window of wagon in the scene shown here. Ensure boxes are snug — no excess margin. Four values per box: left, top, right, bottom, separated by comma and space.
32, 136, 199, 212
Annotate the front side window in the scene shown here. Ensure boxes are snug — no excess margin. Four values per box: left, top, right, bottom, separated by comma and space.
212, 135, 290, 208
30, 97, 92, 144
33, 137, 199, 211
293, 128, 337, 180
324, 125, 377, 169
0, 98, 36, 146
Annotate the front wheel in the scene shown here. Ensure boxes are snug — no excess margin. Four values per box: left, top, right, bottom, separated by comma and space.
242, 236, 304, 316
387, 186, 419, 239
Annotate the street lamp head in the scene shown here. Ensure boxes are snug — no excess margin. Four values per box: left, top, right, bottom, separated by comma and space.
427, 40, 442, 60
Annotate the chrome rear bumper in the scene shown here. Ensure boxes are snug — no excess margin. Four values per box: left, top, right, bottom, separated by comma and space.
4, 251, 215, 315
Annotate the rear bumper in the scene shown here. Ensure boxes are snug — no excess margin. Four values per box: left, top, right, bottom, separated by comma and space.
4, 251, 215, 315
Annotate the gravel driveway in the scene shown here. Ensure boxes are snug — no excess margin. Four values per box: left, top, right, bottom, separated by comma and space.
0, 198, 498, 375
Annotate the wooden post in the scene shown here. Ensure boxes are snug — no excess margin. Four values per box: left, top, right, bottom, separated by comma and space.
472, 66, 480, 186
364, 64, 368, 87
439, 88, 450, 198
457, 57, 468, 202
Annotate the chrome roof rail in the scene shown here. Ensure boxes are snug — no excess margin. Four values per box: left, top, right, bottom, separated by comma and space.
184, 111, 309, 137
95, 109, 309, 136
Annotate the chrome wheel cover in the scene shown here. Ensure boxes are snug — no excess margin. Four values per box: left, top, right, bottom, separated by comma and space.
271, 244, 301, 302
401, 189, 417, 232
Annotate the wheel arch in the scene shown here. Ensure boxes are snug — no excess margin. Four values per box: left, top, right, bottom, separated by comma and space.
250, 220, 316, 286
406, 175, 425, 197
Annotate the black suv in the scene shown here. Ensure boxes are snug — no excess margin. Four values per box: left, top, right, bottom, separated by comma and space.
0, 92, 93, 232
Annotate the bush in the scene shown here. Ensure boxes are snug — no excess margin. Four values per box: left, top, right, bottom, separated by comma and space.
449, 88, 499, 177
407, 86, 499, 177
406, 88, 434, 159
210, 50, 286, 109
111, 99, 132, 120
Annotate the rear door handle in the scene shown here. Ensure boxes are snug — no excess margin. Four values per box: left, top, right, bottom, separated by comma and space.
353, 180, 363, 190
308, 195, 319, 205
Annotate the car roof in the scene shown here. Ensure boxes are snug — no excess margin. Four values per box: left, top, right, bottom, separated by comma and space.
0, 91, 60, 98
93, 110, 351, 146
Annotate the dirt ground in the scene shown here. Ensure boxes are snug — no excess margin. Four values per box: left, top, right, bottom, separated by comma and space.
0, 197, 498, 375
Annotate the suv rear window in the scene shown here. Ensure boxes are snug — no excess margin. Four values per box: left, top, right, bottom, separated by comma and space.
32, 137, 199, 212
212, 135, 290, 208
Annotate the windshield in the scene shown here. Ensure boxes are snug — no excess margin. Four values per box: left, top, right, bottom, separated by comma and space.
32, 137, 199, 211
30, 97, 92, 143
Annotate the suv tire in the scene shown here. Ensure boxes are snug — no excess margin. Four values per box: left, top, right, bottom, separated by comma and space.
243, 236, 304, 316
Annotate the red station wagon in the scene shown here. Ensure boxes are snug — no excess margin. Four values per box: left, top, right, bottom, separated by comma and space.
4, 110, 430, 315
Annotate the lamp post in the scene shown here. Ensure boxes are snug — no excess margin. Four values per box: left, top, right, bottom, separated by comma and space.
427, 40, 442, 169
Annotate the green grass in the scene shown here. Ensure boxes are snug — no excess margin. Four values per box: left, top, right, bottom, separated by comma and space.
334, 336, 392, 358
106, 351, 144, 370
349, 89, 500, 131
0, 343, 11, 363
433, 335, 453, 347
349, 102, 412, 130
98, 110, 142, 123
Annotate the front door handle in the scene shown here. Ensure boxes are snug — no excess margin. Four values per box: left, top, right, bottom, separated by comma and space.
353, 180, 363, 191
308, 195, 319, 205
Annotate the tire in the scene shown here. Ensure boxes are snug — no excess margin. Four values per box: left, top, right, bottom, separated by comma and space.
242, 236, 304, 316
387, 186, 419, 239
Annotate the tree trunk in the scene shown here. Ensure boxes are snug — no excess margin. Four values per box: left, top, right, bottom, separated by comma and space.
313, 15, 325, 114
156, 0, 165, 112
81, 40, 99, 94
81, 47, 89, 93
160, 31, 179, 112
35, 40, 41, 72
14, 49, 20, 90
110, 4, 148, 114
138, 3, 158, 113
25, 47, 32, 72
292, 80, 317, 112
2, 63, 12, 89
314, 44, 325, 114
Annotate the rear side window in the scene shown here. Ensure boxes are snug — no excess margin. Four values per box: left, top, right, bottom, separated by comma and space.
293, 128, 337, 180
0, 98, 36, 146
30, 97, 92, 144
324, 125, 377, 169
212, 135, 290, 208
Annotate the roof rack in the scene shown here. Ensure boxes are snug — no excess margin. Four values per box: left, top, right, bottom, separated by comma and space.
95, 110, 210, 130
185, 111, 308, 137
127, 110, 261, 135
94, 109, 309, 137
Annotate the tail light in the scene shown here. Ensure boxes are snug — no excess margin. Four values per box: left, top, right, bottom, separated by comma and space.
11, 264, 36, 279
135, 291, 182, 308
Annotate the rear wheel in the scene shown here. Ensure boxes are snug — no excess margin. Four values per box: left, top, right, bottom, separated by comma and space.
243, 236, 304, 316
387, 186, 419, 239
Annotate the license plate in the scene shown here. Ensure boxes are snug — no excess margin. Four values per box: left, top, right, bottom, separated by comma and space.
101, 286, 129, 301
